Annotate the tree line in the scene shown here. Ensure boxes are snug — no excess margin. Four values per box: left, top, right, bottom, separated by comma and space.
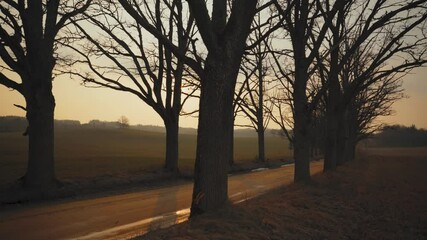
1, 0, 426, 217
0, 116, 80, 132
0, 115, 280, 136
367, 125, 427, 148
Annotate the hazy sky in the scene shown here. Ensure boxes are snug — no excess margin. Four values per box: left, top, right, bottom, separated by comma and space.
1, 67, 426, 129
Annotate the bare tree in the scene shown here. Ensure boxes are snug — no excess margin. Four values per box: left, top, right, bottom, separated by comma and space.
317, 0, 427, 171
268, 52, 327, 160
229, 82, 246, 167
0, 0, 91, 188
346, 74, 404, 162
267, 81, 294, 143
335, 42, 406, 164
272, 0, 342, 182
62, 0, 198, 173
187, 0, 261, 216
236, 3, 277, 162
118, 115, 130, 128
114, 0, 261, 216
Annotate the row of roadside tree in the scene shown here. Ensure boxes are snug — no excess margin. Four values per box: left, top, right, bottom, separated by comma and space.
0, 0, 426, 217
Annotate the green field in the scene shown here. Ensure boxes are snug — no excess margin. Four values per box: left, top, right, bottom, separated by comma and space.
0, 128, 291, 185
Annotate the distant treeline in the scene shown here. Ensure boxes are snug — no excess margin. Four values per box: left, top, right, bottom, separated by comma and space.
0, 116, 81, 132
0, 116, 166, 133
0, 116, 279, 137
367, 125, 427, 147
0, 116, 27, 132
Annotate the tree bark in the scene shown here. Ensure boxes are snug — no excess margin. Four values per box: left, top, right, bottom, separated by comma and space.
23, 78, 57, 189
336, 111, 347, 166
293, 62, 311, 182
190, 52, 239, 216
257, 128, 265, 162
323, 25, 342, 172
293, 109, 311, 182
164, 116, 179, 173
288, 0, 312, 182
229, 123, 235, 167
256, 46, 265, 163
187, 0, 256, 217
22, 14, 58, 188
345, 104, 359, 162
324, 109, 339, 171
1, 0, 92, 189
347, 138, 357, 162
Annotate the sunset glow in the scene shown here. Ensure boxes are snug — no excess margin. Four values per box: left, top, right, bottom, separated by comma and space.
1, 67, 426, 129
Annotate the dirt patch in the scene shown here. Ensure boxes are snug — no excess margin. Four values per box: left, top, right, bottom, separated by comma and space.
137, 150, 427, 239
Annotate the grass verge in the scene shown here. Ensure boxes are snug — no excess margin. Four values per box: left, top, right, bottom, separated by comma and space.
137, 149, 427, 239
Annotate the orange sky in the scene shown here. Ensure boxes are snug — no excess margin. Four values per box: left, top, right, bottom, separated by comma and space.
1, 67, 426, 129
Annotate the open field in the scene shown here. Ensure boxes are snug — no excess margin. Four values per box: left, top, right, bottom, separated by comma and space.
138, 147, 427, 239
0, 128, 291, 186
363, 146, 427, 157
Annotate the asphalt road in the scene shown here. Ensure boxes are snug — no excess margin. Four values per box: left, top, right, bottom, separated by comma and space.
0, 161, 323, 240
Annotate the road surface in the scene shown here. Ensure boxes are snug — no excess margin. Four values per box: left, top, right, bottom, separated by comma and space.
0, 161, 323, 239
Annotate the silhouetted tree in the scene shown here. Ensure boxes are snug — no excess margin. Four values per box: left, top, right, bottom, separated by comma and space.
63, 0, 197, 173
118, 116, 130, 128
267, 84, 294, 143
309, 100, 327, 158
114, 0, 263, 216
186, 0, 260, 216
229, 81, 246, 167
0, 0, 91, 188
317, 0, 427, 171
345, 56, 423, 157
272, 0, 342, 182
236, 2, 277, 162
267, 56, 326, 160
340, 63, 404, 162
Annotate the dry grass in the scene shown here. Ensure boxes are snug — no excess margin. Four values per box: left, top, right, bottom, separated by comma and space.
138, 148, 427, 240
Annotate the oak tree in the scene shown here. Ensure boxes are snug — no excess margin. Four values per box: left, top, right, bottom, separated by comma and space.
63, 0, 198, 173
318, 0, 427, 170
0, 0, 91, 188
115, 0, 259, 215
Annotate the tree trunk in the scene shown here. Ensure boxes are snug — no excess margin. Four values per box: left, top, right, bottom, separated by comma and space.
22, 25, 58, 188
190, 53, 239, 217
337, 111, 348, 166
324, 61, 341, 171
324, 109, 339, 171
323, 17, 343, 172
293, 112, 311, 182
257, 128, 265, 162
188, 0, 256, 217
345, 105, 358, 162
348, 138, 357, 162
292, 56, 311, 182
257, 48, 265, 163
229, 123, 235, 167
293, 79, 311, 181
23, 82, 57, 189
164, 116, 179, 174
